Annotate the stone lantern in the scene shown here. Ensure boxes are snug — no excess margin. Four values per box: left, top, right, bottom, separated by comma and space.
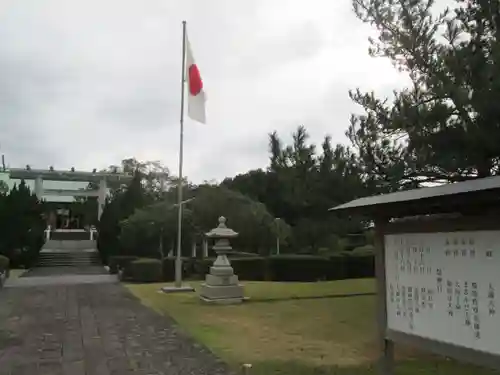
199, 216, 244, 304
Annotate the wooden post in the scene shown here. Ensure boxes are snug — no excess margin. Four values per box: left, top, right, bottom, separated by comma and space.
375, 217, 394, 375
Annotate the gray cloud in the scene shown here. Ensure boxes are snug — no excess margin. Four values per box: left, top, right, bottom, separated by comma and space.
0, 0, 407, 183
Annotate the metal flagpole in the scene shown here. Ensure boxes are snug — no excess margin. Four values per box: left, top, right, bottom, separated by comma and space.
175, 20, 187, 288
161, 21, 194, 294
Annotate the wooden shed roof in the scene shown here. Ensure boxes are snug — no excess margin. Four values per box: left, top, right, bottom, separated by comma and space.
329, 176, 500, 217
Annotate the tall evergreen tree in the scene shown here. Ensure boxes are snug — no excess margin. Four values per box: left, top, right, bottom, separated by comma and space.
97, 169, 148, 261
0, 180, 44, 266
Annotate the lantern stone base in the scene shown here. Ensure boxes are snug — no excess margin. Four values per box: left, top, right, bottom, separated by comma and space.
199, 270, 244, 304
199, 282, 244, 304
161, 285, 195, 293
199, 295, 244, 305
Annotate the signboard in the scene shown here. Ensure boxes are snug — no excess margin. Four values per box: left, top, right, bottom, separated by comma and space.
385, 231, 500, 355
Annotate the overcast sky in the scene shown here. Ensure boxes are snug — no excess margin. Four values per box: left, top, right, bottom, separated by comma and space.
0, 0, 406, 183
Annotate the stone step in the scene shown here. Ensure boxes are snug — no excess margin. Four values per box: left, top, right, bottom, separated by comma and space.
49, 231, 93, 241
42, 240, 96, 251
37, 249, 102, 267
39, 254, 99, 258
39, 259, 99, 262
38, 262, 100, 267
39, 259, 100, 264
38, 261, 101, 266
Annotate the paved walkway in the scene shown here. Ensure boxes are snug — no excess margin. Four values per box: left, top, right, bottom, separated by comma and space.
21, 266, 109, 277
0, 282, 231, 375
4, 266, 116, 288
4, 274, 118, 288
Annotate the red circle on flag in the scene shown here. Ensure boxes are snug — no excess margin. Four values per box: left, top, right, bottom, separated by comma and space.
188, 64, 203, 96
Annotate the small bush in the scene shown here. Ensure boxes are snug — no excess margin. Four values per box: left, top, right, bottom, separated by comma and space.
108, 256, 139, 274
0, 255, 9, 271
128, 258, 162, 283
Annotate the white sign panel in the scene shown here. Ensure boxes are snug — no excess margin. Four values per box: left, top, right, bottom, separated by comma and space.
385, 231, 500, 355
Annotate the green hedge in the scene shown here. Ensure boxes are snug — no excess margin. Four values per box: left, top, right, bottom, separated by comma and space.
266, 255, 330, 282
162, 257, 176, 281
127, 258, 162, 283
231, 257, 268, 280
192, 252, 374, 282
0, 255, 9, 273
326, 254, 348, 280
269, 253, 374, 281
193, 257, 268, 280
193, 258, 213, 277
161, 257, 197, 281
108, 256, 139, 274
341, 252, 375, 279
229, 251, 261, 258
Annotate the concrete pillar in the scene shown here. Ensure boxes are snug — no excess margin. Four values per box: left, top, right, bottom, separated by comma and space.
203, 238, 208, 258
97, 178, 107, 221
34, 176, 43, 199
191, 241, 197, 258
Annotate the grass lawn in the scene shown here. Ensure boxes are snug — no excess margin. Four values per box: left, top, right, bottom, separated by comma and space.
127, 279, 499, 375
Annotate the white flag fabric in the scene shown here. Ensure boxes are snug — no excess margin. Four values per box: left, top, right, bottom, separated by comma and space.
185, 32, 206, 124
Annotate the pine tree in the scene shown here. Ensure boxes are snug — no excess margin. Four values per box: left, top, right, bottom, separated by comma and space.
348, 0, 500, 189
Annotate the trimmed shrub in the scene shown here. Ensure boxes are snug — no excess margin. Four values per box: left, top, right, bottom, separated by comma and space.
326, 254, 348, 280
343, 251, 375, 279
193, 258, 214, 277
108, 256, 139, 274
162, 257, 196, 281
192, 257, 267, 281
266, 255, 329, 282
231, 257, 267, 280
162, 257, 176, 281
229, 251, 260, 258
191, 252, 375, 283
182, 257, 196, 278
265, 253, 374, 282
128, 258, 162, 283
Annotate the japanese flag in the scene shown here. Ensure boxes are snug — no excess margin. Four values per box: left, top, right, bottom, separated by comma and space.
186, 31, 206, 124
